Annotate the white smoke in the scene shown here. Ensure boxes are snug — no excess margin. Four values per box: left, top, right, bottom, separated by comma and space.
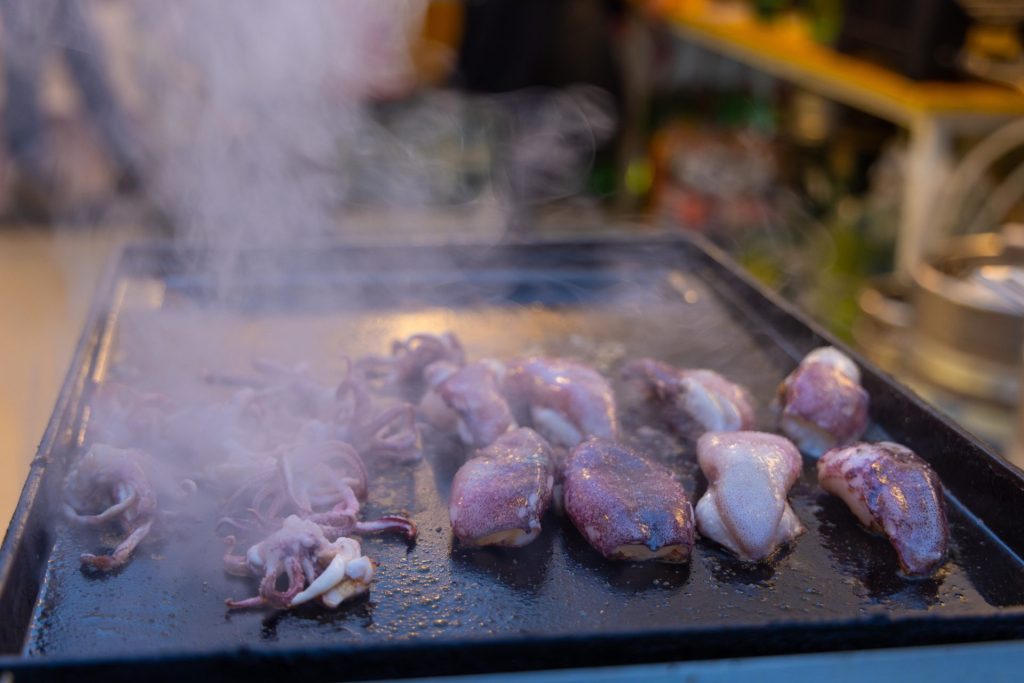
129, 0, 428, 253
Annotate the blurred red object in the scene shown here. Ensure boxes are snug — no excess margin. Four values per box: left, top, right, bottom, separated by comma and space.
649, 121, 779, 233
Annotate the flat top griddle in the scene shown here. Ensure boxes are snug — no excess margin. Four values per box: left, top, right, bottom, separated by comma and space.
4, 237, 1024, 682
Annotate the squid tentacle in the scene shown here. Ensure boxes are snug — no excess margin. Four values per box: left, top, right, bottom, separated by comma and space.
222, 536, 250, 577
354, 515, 417, 540
80, 519, 154, 572
64, 486, 138, 525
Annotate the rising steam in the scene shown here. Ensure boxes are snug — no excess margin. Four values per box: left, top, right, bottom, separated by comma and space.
122, 0, 616, 259
130, 0, 428, 254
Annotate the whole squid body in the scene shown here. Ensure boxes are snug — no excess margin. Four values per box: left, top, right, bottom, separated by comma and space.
502, 356, 619, 448
818, 441, 949, 577
619, 358, 756, 438
449, 428, 555, 547
775, 347, 869, 457
695, 431, 806, 562
562, 438, 694, 562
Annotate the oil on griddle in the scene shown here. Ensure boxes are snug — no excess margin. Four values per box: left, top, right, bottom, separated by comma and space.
25, 263, 1024, 658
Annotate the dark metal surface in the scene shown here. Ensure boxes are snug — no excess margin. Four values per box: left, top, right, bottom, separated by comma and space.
4, 237, 1024, 682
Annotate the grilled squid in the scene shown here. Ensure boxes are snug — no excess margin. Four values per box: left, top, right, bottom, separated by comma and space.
503, 357, 619, 448
818, 442, 948, 577
776, 347, 869, 457
620, 358, 755, 438
353, 332, 465, 397
207, 357, 423, 462
334, 369, 423, 463
64, 444, 193, 571
695, 431, 805, 562
421, 359, 517, 448
449, 427, 555, 547
224, 515, 374, 610
563, 438, 694, 562
219, 440, 416, 540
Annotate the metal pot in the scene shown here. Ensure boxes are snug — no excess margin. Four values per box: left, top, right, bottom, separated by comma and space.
851, 274, 913, 374
910, 229, 1024, 409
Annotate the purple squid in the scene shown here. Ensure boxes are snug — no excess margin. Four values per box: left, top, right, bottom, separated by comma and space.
818, 441, 948, 577
620, 358, 755, 438
64, 444, 192, 571
334, 369, 423, 463
219, 439, 416, 540
503, 357, 619, 448
563, 438, 694, 562
224, 515, 375, 610
420, 359, 517, 448
353, 332, 465, 396
449, 427, 555, 547
776, 347, 869, 457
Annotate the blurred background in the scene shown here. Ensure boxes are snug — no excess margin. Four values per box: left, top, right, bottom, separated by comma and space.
7, 0, 1024, 526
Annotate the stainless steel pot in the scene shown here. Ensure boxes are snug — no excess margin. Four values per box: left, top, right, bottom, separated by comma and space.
910, 230, 1024, 408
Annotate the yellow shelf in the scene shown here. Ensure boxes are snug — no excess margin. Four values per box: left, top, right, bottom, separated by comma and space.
640, 1, 1024, 125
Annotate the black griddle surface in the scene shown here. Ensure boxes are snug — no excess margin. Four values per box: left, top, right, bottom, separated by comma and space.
6, 239, 1024, 680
